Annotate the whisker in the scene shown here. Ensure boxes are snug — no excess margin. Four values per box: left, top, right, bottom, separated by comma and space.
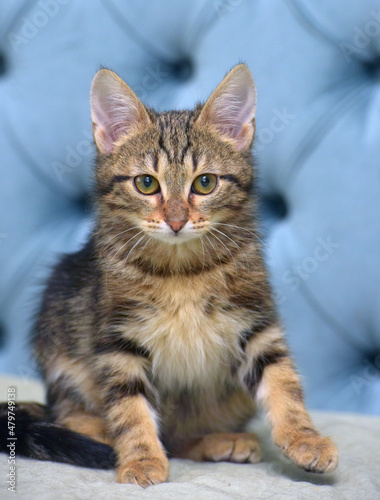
140, 236, 152, 252
211, 227, 250, 270
203, 234, 223, 268
111, 230, 144, 261
200, 237, 206, 272
213, 222, 268, 248
103, 226, 141, 245
209, 230, 237, 268
123, 234, 146, 266
105, 230, 144, 292
211, 227, 243, 251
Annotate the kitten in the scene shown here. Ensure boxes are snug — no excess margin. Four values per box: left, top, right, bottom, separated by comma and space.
0, 64, 338, 486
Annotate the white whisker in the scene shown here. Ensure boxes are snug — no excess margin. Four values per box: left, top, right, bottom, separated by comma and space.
213, 222, 267, 249
111, 230, 144, 261
123, 234, 146, 265
105, 230, 144, 292
203, 234, 223, 268
211, 227, 250, 270
209, 230, 236, 268
140, 236, 152, 252
200, 237, 206, 272
104, 226, 141, 245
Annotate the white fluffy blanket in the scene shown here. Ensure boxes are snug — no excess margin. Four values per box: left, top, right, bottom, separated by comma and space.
1, 376, 379, 499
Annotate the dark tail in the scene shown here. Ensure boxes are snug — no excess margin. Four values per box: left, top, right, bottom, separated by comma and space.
0, 402, 116, 469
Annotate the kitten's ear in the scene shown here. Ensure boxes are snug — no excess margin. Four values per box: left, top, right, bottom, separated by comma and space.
90, 69, 151, 154
196, 64, 256, 151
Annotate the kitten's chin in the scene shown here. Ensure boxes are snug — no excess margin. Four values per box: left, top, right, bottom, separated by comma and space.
149, 231, 201, 246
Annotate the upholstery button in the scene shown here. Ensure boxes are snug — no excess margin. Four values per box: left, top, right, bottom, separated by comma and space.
0, 52, 6, 76
75, 194, 91, 214
262, 194, 288, 220
363, 57, 380, 79
169, 58, 194, 82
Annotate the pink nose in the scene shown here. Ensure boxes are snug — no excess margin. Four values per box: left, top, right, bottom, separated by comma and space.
167, 221, 186, 233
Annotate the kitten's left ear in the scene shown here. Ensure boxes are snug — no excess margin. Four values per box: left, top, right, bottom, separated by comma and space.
196, 64, 256, 151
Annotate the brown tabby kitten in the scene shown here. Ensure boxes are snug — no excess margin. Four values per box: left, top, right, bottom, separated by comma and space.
2, 64, 338, 486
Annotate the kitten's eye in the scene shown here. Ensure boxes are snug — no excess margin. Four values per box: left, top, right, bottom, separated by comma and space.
192, 174, 217, 195
134, 175, 160, 195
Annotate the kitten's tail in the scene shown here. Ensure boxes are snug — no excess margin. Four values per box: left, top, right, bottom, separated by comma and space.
0, 402, 116, 469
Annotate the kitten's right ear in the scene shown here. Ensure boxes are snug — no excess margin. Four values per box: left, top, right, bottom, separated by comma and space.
90, 69, 151, 154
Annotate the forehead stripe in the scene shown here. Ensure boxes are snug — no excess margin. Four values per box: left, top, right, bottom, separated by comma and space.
153, 153, 159, 172
192, 152, 198, 172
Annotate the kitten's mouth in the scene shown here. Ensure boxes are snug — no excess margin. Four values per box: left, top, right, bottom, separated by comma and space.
151, 230, 200, 245
142, 220, 208, 245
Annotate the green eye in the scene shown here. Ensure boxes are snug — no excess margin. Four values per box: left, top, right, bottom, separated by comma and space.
134, 175, 160, 195
192, 174, 217, 195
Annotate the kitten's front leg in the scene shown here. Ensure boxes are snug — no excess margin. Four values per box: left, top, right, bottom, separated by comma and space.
96, 355, 168, 486
239, 324, 338, 473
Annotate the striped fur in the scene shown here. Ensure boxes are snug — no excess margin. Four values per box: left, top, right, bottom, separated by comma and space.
2, 65, 337, 486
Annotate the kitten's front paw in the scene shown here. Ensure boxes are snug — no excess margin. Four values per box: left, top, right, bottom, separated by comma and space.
279, 433, 338, 473
117, 456, 169, 487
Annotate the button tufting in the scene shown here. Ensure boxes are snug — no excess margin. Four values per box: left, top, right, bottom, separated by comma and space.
262, 194, 288, 220
75, 194, 91, 214
363, 57, 380, 80
169, 58, 194, 82
364, 353, 380, 378
0, 52, 6, 76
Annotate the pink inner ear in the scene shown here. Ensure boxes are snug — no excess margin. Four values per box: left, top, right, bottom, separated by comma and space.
93, 124, 113, 154
212, 86, 256, 140
90, 71, 149, 154
92, 95, 136, 153
199, 66, 257, 151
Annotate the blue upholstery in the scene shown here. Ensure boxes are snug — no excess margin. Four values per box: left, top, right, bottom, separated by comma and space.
1, 0, 379, 414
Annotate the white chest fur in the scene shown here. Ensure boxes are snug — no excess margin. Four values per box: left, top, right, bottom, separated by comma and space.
125, 275, 251, 389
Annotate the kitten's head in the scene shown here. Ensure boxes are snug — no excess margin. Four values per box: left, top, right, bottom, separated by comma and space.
91, 64, 257, 262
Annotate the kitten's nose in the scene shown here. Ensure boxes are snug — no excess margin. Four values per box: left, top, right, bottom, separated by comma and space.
167, 221, 186, 233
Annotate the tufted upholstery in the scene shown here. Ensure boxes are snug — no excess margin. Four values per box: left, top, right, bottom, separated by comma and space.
1, 0, 379, 414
